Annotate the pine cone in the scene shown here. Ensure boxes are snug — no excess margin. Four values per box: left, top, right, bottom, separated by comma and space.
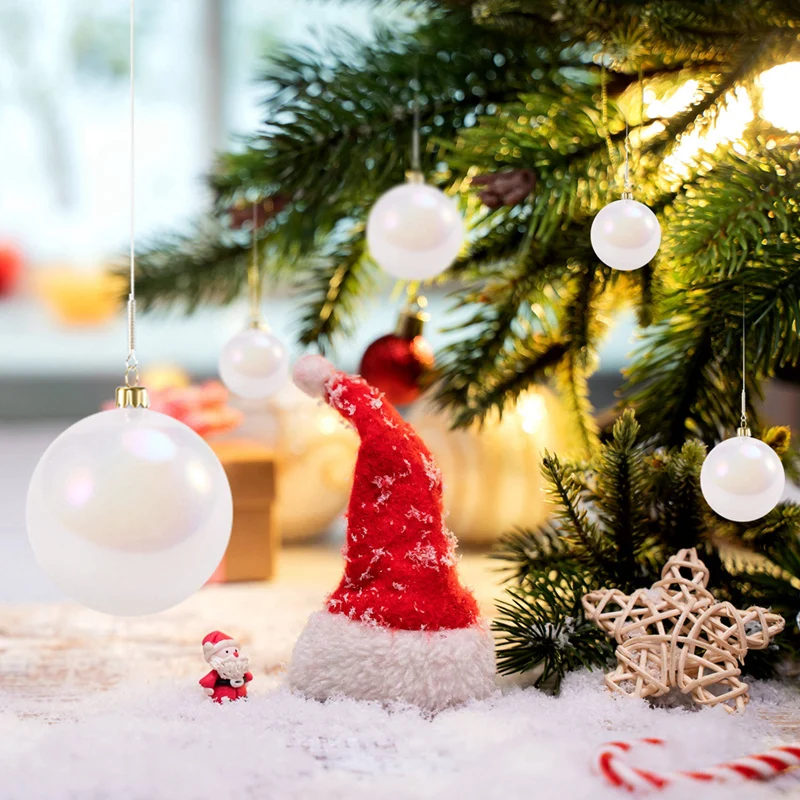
472, 169, 536, 209
228, 196, 290, 230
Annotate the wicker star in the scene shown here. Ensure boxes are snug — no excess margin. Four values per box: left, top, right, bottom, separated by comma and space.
582, 548, 785, 713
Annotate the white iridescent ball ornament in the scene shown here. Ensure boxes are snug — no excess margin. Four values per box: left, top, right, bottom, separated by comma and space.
590, 198, 661, 271
366, 179, 465, 280
219, 326, 289, 399
27, 398, 233, 615
701, 433, 785, 522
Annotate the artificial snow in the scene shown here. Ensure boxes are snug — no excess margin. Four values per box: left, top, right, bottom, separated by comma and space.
2, 668, 800, 799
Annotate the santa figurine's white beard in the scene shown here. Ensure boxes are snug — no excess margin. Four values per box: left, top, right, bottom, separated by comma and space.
209, 653, 250, 683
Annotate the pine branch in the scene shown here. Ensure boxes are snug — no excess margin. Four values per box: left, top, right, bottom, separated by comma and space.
540, 451, 612, 574
491, 522, 579, 585
555, 353, 599, 456
211, 11, 554, 240
624, 260, 800, 447
492, 409, 800, 679
667, 151, 800, 279
473, 1, 799, 56
441, 338, 568, 428
291, 232, 377, 350
649, 439, 710, 553
133, 225, 251, 313
135, 0, 800, 451
494, 579, 614, 691
590, 410, 652, 590
431, 251, 561, 416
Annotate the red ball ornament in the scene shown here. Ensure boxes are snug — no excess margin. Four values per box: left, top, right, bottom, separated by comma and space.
0, 241, 24, 297
359, 302, 434, 406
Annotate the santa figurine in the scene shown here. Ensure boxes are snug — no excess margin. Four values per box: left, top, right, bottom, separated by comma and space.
199, 631, 253, 703
288, 355, 496, 712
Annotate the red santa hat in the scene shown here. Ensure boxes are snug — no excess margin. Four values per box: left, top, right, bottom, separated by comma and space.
202, 630, 238, 662
288, 356, 496, 711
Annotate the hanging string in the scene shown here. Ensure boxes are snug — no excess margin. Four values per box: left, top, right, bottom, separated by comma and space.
599, 48, 616, 168
411, 57, 422, 175
740, 290, 748, 431
125, 0, 138, 387
622, 117, 632, 197
248, 202, 263, 327
636, 65, 645, 179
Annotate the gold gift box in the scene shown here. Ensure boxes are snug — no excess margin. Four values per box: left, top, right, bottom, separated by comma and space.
208, 439, 278, 582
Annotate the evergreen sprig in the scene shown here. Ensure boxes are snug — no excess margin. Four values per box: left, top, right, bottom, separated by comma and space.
494, 578, 615, 690
493, 409, 800, 687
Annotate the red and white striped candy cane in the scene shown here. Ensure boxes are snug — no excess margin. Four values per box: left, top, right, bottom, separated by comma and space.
595, 737, 800, 792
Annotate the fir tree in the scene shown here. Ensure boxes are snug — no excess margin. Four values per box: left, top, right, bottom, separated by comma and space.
133, 0, 800, 447
131, 1, 800, 682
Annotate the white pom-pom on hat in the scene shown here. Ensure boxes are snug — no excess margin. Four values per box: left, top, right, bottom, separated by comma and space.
293, 355, 337, 398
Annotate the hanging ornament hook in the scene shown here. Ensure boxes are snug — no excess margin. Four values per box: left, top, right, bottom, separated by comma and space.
247, 201, 266, 330
126, 0, 137, 384
622, 117, 633, 199
738, 290, 750, 437
599, 47, 617, 183
408, 57, 423, 184
117, 0, 147, 409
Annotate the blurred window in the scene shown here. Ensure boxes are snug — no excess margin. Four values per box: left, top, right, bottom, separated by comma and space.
0, 0, 384, 264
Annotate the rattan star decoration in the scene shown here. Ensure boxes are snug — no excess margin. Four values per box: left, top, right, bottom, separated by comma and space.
582, 548, 785, 714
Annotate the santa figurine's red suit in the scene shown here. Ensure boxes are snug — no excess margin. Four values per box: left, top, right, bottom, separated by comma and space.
288, 355, 496, 712
199, 631, 253, 703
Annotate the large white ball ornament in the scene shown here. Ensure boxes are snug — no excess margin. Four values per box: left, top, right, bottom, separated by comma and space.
219, 327, 289, 399
590, 198, 661, 271
366, 182, 465, 280
26, 408, 233, 615
700, 435, 785, 522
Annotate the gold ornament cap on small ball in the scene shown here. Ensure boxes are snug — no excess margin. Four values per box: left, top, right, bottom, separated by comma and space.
115, 385, 150, 409
396, 296, 430, 339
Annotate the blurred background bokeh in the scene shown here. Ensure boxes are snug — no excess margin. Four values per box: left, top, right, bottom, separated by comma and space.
1, 0, 797, 602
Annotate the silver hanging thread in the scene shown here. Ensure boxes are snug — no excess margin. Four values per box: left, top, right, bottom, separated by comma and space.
622, 118, 633, 199
738, 291, 750, 436
248, 202, 264, 328
408, 59, 423, 183
125, 0, 139, 388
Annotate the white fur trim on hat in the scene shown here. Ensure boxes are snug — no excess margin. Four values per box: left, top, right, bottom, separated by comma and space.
203, 638, 238, 661
288, 611, 497, 712
293, 355, 337, 399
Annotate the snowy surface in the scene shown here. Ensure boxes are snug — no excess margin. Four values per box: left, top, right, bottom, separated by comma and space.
4, 422, 800, 799
2, 668, 800, 799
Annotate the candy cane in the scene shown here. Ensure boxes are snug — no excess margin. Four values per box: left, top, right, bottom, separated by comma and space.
595, 737, 800, 792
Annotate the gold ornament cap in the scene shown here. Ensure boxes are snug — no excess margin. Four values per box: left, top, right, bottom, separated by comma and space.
396, 296, 430, 339
115, 385, 150, 409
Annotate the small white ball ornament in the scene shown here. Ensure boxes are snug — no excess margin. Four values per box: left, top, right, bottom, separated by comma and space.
366, 180, 465, 280
219, 326, 289, 399
27, 400, 233, 615
590, 198, 661, 271
701, 433, 785, 522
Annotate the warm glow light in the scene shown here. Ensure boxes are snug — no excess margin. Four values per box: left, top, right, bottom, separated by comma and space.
644, 63, 800, 180
516, 393, 547, 435
759, 62, 800, 133
645, 80, 702, 119
662, 87, 753, 180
